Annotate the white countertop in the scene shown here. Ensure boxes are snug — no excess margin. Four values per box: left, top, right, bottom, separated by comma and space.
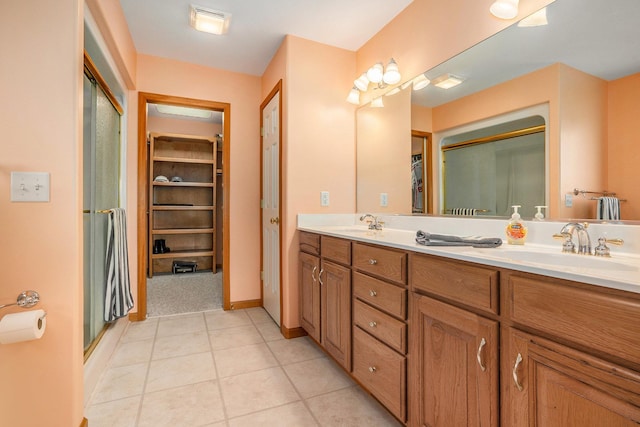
297, 214, 640, 294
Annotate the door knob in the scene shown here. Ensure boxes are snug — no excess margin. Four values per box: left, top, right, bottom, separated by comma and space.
270, 217, 279, 224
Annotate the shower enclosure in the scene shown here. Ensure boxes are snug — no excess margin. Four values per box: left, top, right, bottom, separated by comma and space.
83, 66, 122, 354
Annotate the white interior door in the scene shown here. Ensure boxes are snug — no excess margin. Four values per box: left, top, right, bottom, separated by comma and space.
262, 91, 280, 325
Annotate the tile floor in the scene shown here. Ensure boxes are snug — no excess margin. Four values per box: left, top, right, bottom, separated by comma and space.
85, 307, 402, 426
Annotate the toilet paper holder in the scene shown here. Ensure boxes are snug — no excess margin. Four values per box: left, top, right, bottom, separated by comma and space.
0, 290, 40, 311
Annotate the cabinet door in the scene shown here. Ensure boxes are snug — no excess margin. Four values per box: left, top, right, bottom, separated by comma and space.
409, 294, 499, 427
321, 260, 352, 370
299, 252, 320, 342
502, 327, 640, 427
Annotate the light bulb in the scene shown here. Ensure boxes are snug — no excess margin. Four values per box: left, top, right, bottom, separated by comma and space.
383, 58, 401, 85
346, 86, 360, 105
354, 73, 370, 92
366, 63, 384, 84
489, 0, 519, 20
412, 73, 430, 91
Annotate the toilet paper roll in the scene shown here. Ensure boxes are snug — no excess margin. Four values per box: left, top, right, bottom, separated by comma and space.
0, 309, 46, 344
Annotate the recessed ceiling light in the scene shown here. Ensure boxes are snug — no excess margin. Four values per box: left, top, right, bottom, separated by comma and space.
432, 73, 464, 89
190, 5, 231, 35
155, 104, 213, 119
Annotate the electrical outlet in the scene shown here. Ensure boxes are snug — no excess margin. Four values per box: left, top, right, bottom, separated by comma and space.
565, 194, 573, 207
320, 191, 330, 206
380, 193, 388, 207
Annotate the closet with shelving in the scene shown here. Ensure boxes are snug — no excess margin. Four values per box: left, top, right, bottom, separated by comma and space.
148, 132, 217, 277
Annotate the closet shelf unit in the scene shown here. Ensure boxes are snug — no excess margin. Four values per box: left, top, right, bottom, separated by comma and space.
148, 132, 217, 277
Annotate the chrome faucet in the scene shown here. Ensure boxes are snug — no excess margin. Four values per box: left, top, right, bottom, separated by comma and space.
555, 222, 592, 255
359, 214, 383, 230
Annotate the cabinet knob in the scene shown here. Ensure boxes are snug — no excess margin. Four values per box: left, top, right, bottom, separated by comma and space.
270, 217, 279, 224
368, 259, 377, 265
369, 321, 377, 328
369, 290, 377, 297
368, 366, 377, 373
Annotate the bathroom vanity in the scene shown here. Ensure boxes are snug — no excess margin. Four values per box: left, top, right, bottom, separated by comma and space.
297, 215, 640, 426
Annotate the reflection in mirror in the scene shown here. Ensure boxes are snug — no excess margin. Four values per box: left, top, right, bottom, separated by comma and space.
357, 0, 640, 220
442, 116, 545, 218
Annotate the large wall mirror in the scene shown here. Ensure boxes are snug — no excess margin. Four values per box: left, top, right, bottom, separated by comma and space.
356, 0, 640, 221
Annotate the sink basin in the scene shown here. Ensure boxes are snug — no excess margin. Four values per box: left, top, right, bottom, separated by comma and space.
474, 249, 638, 272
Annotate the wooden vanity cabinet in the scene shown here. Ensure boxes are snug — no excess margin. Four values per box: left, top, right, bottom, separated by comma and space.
352, 242, 408, 422
409, 254, 500, 427
298, 232, 352, 370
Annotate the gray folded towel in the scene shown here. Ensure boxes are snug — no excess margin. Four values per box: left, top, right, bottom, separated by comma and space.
415, 230, 502, 248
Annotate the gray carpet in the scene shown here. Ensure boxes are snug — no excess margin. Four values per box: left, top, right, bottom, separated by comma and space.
147, 271, 223, 317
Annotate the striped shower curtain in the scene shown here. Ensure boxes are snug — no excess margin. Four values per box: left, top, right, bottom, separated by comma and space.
104, 208, 134, 321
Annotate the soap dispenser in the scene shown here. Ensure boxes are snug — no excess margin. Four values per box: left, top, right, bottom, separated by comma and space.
505, 205, 527, 245
533, 205, 547, 221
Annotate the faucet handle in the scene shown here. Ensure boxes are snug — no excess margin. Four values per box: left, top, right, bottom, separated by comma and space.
553, 232, 575, 253
593, 237, 624, 257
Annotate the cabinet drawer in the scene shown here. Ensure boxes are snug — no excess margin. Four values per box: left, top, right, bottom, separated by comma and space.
353, 272, 407, 319
299, 231, 320, 256
321, 235, 351, 265
353, 243, 407, 285
507, 272, 640, 367
354, 299, 406, 354
411, 254, 499, 315
353, 327, 406, 422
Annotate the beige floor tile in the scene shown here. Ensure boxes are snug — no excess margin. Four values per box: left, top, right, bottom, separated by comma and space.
120, 319, 158, 343
156, 312, 206, 337
84, 395, 141, 427
245, 307, 276, 324
267, 336, 325, 365
283, 357, 354, 399
90, 363, 148, 404
255, 319, 285, 341
219, 367, 300, 418
214, 342, 278, 378
146, 351, 216, 393
306, 386, 402, 427
209, 324, 264, 350
109, 338, 154, 367
205, 309, 252, 330
152, 330, 210, 360
228, 401, 318, 427
137, 381, 225, 427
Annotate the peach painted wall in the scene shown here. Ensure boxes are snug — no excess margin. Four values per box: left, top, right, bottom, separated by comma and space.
356, 0, 555, 104
608, 73, 640, 220
0, 1, 84, 426
357, 89, 412, 212
412, 104, 433, 132
261, 36, 357, 329
136, 54, 262, 304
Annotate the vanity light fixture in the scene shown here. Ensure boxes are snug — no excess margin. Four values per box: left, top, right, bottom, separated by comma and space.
190, 5, 232, 35
354, 73, 370, 91
366, 63, 384, 84
489, 0, 519, 20
371, 97, 384, 108
411, 73, 431, 91
518, 7, 548, 27
383, 58, 401, 85
346, 86, 361, 105
432, 73, 464, 89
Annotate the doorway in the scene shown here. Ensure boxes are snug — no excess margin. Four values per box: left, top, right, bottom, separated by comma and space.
260, 81, 282, 325
136, 92, 231, 319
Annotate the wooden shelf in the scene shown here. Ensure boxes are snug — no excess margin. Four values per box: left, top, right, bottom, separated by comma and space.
148, 132, 217, 277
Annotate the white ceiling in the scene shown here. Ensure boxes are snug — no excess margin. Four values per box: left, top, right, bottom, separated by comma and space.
119, 0, 414, 76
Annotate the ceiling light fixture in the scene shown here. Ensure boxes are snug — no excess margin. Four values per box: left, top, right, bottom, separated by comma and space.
190, 5, 231, 35
432, 73, 464, 89
518, 8, 548, 27
489, 0, 519, 20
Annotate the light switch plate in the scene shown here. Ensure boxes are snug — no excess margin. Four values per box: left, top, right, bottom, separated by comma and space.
380, 193, 388, 207
320, 191, 330, 207
11, 172, 50, 202
565, 193, 573, 207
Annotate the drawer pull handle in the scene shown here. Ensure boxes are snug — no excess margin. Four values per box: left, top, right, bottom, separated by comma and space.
311, 266, 317, 283
476, 337, 487, 372
369, 321, 377, 328
512, 353, 524, 392
369, 290, 377, 297
368, 259, 377, 265
368, 366, 377, 373
318, 269, 325, 286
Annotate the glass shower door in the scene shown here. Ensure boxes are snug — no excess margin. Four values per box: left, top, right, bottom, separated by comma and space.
83, 72, 121, 352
